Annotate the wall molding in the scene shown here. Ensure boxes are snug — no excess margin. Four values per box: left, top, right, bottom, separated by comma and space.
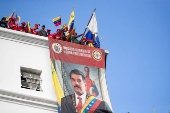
0, 27, 48, 48
0, 89, 58, 112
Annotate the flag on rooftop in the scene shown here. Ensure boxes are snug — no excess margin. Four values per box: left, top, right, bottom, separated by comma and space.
15, 14, 20, 25
61, 23, 66, 30
6, 10, 15, 21
66, 27, 75, 41
84, 9, 100, 48
26, 22, 31, 33
67, 9, 75, 33
52, 16, 61, 27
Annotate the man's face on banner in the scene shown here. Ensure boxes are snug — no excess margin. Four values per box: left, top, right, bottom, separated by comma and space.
70, 73, 86, 96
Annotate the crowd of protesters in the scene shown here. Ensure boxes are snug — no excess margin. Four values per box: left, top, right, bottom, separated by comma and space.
0, 16, 99, 48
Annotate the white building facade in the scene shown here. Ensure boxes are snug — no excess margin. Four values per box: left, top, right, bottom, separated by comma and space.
0, 27, 57, 113
0, 27, 113, 113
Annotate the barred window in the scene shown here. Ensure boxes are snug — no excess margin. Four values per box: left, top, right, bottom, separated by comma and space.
21, 67, 42, 91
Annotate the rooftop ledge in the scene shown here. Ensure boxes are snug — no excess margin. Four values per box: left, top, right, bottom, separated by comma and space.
0, 89, 58, 112
0, 27, 48, 48
0, 27, 109, 53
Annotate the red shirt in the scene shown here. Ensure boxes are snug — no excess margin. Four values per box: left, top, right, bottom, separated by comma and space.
86, 75, 93, 93
48, 34, 55, 39
9, 22, 18, 30
85, 75, 98, 97
18, 26, 26, 32
55, 31, 62, 39
31, 28, 38, 35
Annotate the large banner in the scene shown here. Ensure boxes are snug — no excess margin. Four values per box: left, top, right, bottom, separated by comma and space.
49, 38, 106, 99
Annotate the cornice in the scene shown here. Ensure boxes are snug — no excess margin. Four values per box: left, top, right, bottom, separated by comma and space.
0, 27, 48, 48
0, 89, 58, 112
0, 27, 109, 53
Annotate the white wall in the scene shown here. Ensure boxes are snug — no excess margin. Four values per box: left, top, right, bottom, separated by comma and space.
0, 101, 56, 113
0, 35, 56, 101
0, 28, 113, 113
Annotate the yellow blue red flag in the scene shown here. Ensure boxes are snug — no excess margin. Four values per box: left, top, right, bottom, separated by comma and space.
6, 10, 15, 21
66, 28, 75, 41
52, 16, 61, 27
50, 60, 64, 109
67, 9, 75, 33
26, 22, 31, 33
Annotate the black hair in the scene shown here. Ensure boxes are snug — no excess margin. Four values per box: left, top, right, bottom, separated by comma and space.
69, 69, 85, 82
1, 17, 6, 21
84, 66, 89, 72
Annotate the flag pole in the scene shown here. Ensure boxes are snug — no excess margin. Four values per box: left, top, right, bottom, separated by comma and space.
81, 8, 96, 40
7, 9, 16, 28
67, 7, 74, 35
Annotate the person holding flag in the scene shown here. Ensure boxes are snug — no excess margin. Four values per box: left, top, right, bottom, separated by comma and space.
48, 30, 57, 39
18, 22, 26, 32
79, 37, 87, 45
8, 17, 18, 30
71, 32, 83, 44
31, 24, 40, 35
60, 26, 68, 41
6, 10, 15, 28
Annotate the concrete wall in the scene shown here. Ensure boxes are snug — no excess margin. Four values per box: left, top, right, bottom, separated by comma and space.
0, 27, 113, 113
0, 28, 56, 101
0, 101, 56, 113
0, 28, 58, 113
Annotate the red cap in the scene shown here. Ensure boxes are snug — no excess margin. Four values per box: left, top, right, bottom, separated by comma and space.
56, 29, 60, 32
83, 38, 87, 41
87, 40, 93, 43
21, 22, 26, 25
47, 29, 51, 31
34, 24, 40, 28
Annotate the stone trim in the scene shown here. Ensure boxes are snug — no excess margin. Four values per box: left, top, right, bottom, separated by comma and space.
0, 27, 48, 48
0, 89, 58, 112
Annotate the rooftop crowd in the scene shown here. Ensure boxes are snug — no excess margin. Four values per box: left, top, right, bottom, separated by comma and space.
0, 16, 99, 48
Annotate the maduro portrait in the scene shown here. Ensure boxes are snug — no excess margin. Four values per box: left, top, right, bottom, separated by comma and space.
61, 69, 113, 113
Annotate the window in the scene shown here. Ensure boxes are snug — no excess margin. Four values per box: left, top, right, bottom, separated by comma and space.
20, 67, 42, 91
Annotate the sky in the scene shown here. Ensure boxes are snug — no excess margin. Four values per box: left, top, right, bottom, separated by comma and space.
1, 0, 170, 113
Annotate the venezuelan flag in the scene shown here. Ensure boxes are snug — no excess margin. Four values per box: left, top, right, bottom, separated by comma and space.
6, 10, 15, 21
66, 28, 75, 41
50, 60, 64, 112
52, 16, 61, 27
67, 9, 75, 33
26, 22, 31, 33
61, 23, 66, 29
